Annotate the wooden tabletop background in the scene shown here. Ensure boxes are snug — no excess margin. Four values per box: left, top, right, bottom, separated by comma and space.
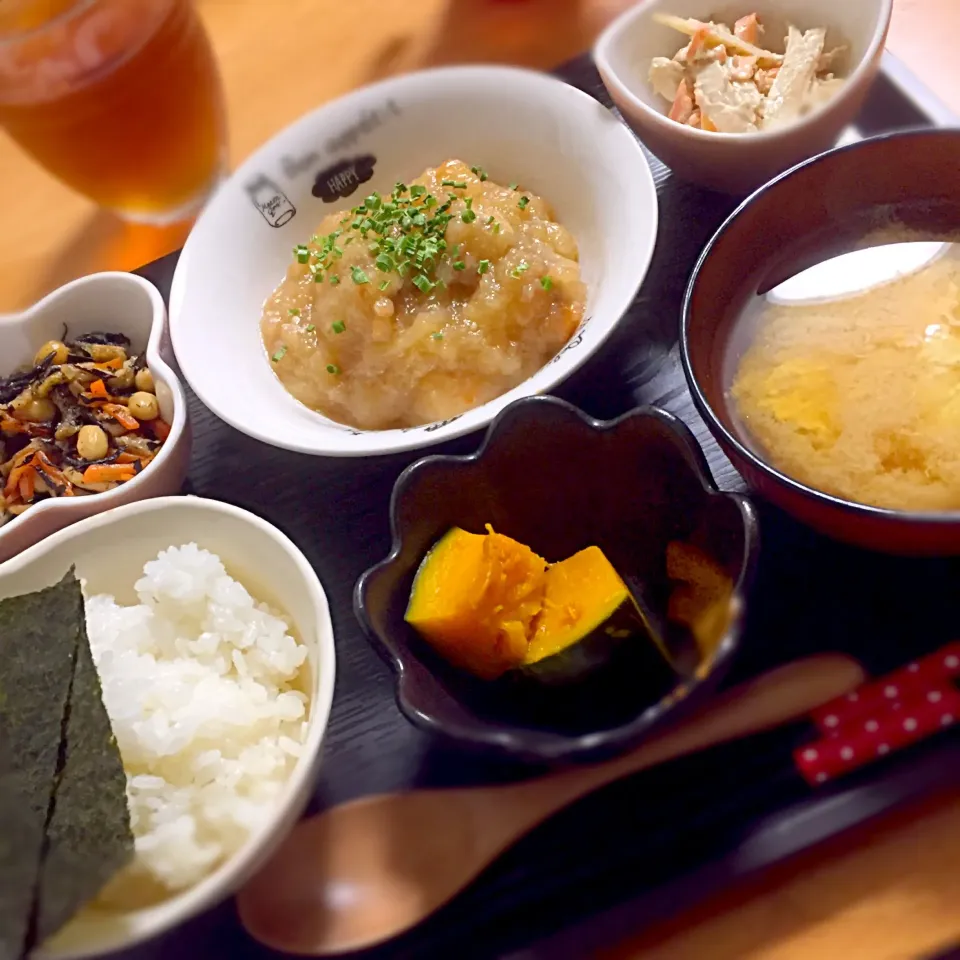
3, 1, 960, 958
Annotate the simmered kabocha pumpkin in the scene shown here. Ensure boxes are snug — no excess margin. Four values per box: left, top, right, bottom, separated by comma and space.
405, 528, 659, 684
665, 540, 734, 656
520, 546, 650, 684
404, 526, 548, 679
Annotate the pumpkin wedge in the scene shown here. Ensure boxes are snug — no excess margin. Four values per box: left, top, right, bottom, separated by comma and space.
405, 526, 548, 679
521, 546, 649, 684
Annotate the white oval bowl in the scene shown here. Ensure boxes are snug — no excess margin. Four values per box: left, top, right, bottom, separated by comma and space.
0, 496, 337, 959
169, 65, 659, 457
595, 0, 893, 194
0, 273, 191, 562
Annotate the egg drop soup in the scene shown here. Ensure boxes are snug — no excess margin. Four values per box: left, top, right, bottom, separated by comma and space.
730, 240, 960, 512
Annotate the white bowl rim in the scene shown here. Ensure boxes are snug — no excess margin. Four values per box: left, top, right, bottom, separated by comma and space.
169, 63, 659, 457
0, 272, 189, 543
5, 495, 337, 958
594, 0, 895, 144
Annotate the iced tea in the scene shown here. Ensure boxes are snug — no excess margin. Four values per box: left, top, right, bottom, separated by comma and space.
0, 0, 226, 221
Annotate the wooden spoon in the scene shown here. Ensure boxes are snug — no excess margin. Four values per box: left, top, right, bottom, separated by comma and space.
238, 654, 864, 955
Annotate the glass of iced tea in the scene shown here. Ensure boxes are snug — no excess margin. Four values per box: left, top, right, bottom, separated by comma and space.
0, 0, 226, 222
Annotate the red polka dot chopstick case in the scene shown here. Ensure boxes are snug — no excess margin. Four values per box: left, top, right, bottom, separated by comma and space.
795, 641, 960, 785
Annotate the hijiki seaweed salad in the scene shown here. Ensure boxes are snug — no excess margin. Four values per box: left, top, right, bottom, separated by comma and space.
0, 331, 169, 526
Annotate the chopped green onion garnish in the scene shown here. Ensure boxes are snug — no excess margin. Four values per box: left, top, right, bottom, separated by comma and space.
540, 276, 553, 291
305, 324, 316, 332
485, 215, 495, 225
471, 165, 488, 181
477, 260, 490, 275
511, 261, 530, 279
431, 331, 444, 340
326, 364, 340, 375
283, 176, 491, 302
294, 247, 310, 264
288, 307, 300, 316
509, 182, 519, 190
271, 346, 287, 362
518, 196, 530, 210
332, 320, 346, 334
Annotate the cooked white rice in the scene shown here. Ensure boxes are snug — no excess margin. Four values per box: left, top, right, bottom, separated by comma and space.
85, 543, 310, 902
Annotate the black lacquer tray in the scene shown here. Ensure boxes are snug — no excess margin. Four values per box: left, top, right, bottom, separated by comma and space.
124, 53, 960, 960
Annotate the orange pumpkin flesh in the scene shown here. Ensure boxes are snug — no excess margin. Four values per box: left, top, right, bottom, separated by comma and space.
404, 526, 548, 679
520, 546, 650, 683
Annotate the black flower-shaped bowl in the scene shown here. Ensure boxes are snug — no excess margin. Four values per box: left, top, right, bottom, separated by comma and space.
354, 396, 760, 764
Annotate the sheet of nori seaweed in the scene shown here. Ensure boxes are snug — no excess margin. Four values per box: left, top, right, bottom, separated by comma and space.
0, 728, 45, 960
33, 605, 133, 947
0, 573, 79, 960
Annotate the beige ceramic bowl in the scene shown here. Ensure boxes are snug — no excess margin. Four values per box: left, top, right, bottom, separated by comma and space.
5, 496, 338, 958
594, 0, 893, 194
0, 273, 190, 564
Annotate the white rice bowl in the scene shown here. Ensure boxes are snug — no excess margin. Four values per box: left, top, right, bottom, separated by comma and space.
84, 543, 310, 906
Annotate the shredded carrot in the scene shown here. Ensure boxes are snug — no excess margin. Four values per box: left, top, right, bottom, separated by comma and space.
102, 403, 140, 431
33, 451, 70, 494
0, 414, 27, 435
734, 12, 760, 45
115, 452, 152, 469
94, 357, 124, 371
4, 456, 36, 497
89, 378, 109, 398
151, 418, 171, 441
82, 463, 136, 484
668, 80, 695, 123
18, 468, 35, 503
687, 25, 709, 58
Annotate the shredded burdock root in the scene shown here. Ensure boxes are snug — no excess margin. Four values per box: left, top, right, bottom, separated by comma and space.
0, 332, 170, 526
649, 12, 847, 133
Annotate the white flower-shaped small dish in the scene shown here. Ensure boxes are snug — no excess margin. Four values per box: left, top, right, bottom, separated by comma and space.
169, 65, 659, 457
0, 273, 190, 564
0, 496, 336, 958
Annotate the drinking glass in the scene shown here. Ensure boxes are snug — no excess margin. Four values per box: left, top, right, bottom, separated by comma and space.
0, 0, 227, 223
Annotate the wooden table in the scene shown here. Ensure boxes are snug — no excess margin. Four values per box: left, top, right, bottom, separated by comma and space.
3, 3, 960, 959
